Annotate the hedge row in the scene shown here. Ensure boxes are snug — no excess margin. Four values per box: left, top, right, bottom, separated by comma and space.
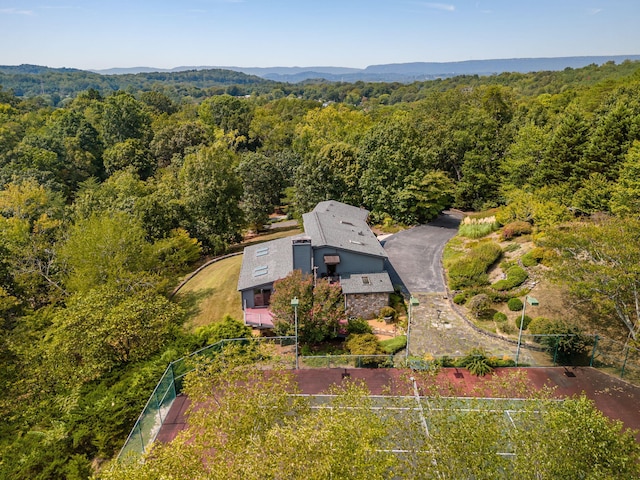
448, 242, 502, 290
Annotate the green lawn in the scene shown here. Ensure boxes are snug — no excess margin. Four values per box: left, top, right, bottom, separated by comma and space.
177, 255, 244, 331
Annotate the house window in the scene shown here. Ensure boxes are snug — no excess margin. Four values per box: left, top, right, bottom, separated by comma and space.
254, 288, 271, 307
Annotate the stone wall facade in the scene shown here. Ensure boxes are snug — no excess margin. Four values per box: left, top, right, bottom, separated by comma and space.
345, 292, 389, 319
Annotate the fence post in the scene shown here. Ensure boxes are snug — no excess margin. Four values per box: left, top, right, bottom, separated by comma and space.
589, 335, 599, 367
553, 336, 559, 366
138, 425, 146, 454
620, 345, 630, 379
170, 362, 177, 398
155, 389, 162, 427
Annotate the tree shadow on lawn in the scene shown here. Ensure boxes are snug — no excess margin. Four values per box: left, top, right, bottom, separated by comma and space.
176, 288, 215, 322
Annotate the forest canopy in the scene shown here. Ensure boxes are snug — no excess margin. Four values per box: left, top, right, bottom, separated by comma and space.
3, 60, 640, 478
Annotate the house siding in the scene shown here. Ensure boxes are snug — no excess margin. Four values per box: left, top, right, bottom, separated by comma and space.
313, 247, 385, 277
346, 292, 390, 319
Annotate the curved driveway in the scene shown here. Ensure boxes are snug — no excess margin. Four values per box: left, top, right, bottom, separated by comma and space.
382, 212, 536, 362
383, 212, 461, 294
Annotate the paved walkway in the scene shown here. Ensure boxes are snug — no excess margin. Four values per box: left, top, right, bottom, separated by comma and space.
408, 292, 536, 364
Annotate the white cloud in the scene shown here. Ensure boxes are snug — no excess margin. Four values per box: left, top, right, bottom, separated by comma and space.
0, 8, 33, 15
419, 2, 455, 12
587, 8, 602, 15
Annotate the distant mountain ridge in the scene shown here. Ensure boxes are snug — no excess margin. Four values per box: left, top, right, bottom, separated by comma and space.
86, 55, 640, 83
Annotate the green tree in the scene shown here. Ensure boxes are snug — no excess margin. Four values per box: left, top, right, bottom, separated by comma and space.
501, 122, 549, 189
236, 152, 285, 231
359, 111, 431, 223
270, 270, 313, 337
149, 120, 207, 168
249, 97, 319, 153
306, 278, 345, 343
58, 212, 159, 294
178, 144, 243, 253
0, 179, 65, 307
139, 90, 177, 115
196, 315, 252, 346
534, 106, 589, 187
101, 91, 151, 148
293, 103, 371, 158
198, 95, 254, 143
542, 216, 640, 340
610, 141, 640, 216
572, 172, 614, 214
47, 285, 183, 384
103, 138, 154, 178
398, 170, 455, 223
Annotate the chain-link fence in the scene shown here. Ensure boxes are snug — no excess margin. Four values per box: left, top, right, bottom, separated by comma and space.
116, 336, 295, 462
117, 331, 640, 462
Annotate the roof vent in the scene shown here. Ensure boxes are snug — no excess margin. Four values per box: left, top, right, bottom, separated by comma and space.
349, 239, 364, 245
340, 220, 354, 226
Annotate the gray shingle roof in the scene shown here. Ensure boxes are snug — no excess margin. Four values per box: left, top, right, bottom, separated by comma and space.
340, 272, 394, 295
237, 235, 304, 291
302, 200, 387, 258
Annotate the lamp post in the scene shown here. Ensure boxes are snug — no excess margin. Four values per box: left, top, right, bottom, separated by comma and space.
405, 296, 420, 362
291, 297, 299, 369
515, 295, 539, 366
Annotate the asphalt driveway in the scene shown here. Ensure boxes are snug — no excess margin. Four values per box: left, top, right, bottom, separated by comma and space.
383, 212, 461, 294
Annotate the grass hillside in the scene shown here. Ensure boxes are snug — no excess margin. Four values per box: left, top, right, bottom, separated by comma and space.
177, 255, 244, 330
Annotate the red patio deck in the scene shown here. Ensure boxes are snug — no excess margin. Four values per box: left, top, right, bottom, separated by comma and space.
244, 307, 274, 328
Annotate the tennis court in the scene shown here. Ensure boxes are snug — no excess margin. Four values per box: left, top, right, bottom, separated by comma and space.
155, 366, 640, 447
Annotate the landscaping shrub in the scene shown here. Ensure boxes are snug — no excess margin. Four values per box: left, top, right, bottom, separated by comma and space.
458, 215, 499, 239
515, 314, 532, 330
379, 335, 407, 354
196, 315, 252, 346
453, 293, 467, 304
346, 317, 373, 335
455, 348, 493, 376
493, 312, 508, 322
528, 316, 556, 335
448, 242, 502, 289
345, 333, 384, 367
507, 297, 523, 311
466, 357, 493, 376
379, 306, 397, 321
501, 221, 533, 240
345, 333, 382, 355
389, 291, 406, 315
499, 322, 517, 335
464, 286, 523, 304
503, 243, 521, 253
522, 247, 547, 267
467, 293, 492, 318
487, 355, 516, 367
492, 265, 528, 291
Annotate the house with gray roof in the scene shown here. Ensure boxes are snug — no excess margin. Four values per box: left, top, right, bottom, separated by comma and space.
238, 200, 394, 327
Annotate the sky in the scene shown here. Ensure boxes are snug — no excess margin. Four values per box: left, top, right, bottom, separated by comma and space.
1, 0, 639, 70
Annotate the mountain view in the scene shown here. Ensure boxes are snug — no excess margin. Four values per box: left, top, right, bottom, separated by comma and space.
3, 0, 640, 478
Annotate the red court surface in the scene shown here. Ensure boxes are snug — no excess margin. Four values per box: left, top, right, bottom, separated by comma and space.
156, 367, 640, 444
